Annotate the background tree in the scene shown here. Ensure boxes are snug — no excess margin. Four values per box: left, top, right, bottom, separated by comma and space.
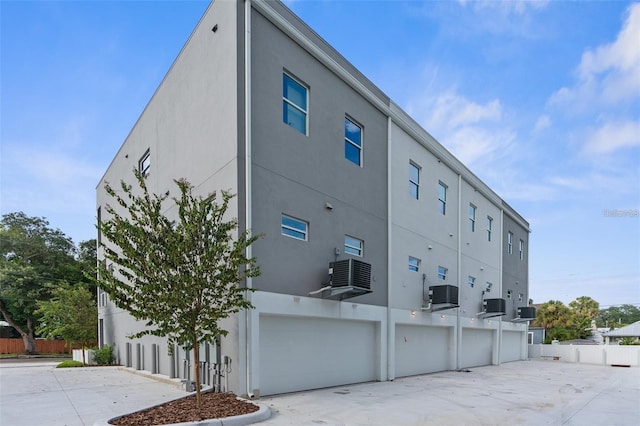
597, 304, 640, 328
98, 171, 261, 409
566, 296, 600, 339
533, 300, 571, 332
36, 283, 97, 364
0, 212, 78, 354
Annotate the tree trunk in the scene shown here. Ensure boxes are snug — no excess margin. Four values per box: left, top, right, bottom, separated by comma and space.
21, 333, 37, 355
0, 301, 37, 354
193, 335, 202, 409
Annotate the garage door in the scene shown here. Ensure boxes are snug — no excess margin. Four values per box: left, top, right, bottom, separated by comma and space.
395, 324, 451, 377
501, 330, 523, 362
461, 328, 493, 368
259, 314, 377, 395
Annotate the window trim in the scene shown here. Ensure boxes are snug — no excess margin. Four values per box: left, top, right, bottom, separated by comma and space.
344, 116, 363, 166
438, 266, 448, 281
487, 216, 493, 241
468, 275, 476, 288
507, 231, 513, 254
344, 235, 364, 257
282, 72, 309, 135
281, 214, 308, 241
409, 161, 420, 199
438, 182, 447, 215
408, 256, 420, 272
519, 239, 525, 261
469, 204, 476, 232
139, 149, 151, 176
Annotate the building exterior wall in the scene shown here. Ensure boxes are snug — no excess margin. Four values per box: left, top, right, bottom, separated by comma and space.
98, 0, 532, 398
502, 204, 530, 320
97, 0, 241, 383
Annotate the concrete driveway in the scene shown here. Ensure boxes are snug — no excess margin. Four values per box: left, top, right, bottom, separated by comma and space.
1, 358, 638, 425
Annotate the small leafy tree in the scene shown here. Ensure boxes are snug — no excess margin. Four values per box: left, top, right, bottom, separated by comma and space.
533, 300, 571, 332
36, 283, 97, 364
98, 171, 261, 409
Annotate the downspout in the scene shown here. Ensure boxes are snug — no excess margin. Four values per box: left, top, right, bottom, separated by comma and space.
456, 174, 462, 370
244, 0, 254, 398
386, 115, 393, 381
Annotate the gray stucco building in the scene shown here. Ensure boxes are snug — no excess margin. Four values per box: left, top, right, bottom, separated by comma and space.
97, 0, 533, 397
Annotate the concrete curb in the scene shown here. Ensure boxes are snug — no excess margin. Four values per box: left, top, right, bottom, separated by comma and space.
94, 395, 271, 426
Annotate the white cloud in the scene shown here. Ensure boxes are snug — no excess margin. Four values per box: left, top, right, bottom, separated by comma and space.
550, 3, 640, 107
582, 120, 640, 155
533, 115, 551, 133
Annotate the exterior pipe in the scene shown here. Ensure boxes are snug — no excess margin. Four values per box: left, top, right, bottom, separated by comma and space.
456, 174, 462, 370
386, 115, 393, 381
244, 0, 254, 398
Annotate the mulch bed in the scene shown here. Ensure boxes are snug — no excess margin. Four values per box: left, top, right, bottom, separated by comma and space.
109, 392, 259, 425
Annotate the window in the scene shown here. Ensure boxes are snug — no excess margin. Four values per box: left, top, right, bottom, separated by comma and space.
281, 214, 308, 241
438, 266, 448, 280
283, 73, 308, 134
345, 117, 362, 166
408, 256, 420, 272
438, 182, 447, 215
507, 289, 513, 299
507, 232, 513, 254
469, 204, 476, 232
409, 162, 420, 199
139, 149, 150, 176
519, 239, 525, 261
344, 235, 363, 257
485, 282, 493, 292
518, 293, 524, 302
468, 276, 476, 288
487, 216, 493, 241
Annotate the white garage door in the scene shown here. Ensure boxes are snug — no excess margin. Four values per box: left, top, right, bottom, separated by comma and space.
461, 328, 493, 368
395, 324, 451, 377
259, 314, 377, 395
501, 330, 523, 363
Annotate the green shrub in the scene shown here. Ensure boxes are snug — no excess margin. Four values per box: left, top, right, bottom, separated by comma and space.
56, 360, 84, 368
92, 344, 115, 365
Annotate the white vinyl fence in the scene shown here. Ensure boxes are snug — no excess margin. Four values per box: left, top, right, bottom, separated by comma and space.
528, 344, 640, 366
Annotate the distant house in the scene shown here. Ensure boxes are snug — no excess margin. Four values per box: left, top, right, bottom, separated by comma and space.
528, 326, 545, 344
602, 321, 640, 345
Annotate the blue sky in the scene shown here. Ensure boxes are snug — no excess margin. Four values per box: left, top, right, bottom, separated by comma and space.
1, 0, 638, 308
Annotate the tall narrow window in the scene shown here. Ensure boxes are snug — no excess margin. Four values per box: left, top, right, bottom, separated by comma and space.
409, 162, 420, 199
345, 117, 362, 166
469, 204, 476, 232
487, 216, 493, 241
281, 214, 308, 241
283, 73, 308, 135
408, 256, 420, 272
468, 276, 476, 288
438, 182, 447, 215
519, 239, 525, 260
344, 235, 364, 257
139, 149, 150, 176
507, 289, 513, 299
507, 232, 513, 254
438, 266, 448, 281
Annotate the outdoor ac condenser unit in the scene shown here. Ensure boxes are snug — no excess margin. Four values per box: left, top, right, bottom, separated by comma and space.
329, 259, 371, 290
517, 306, 536, 320
483, 298, 506, 315
429, 285, 459, 305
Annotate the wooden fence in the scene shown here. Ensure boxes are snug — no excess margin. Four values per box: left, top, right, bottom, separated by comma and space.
0, 338, 94, 354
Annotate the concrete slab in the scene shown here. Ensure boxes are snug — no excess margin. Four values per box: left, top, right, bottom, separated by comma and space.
259, 360, 640, 426
1, 358, 638, 425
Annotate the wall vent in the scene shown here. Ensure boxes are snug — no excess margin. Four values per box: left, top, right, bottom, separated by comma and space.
330, 259, 371, 290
